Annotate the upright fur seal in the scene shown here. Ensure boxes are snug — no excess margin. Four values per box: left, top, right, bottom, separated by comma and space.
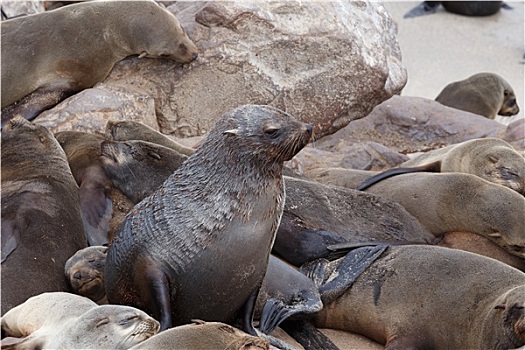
1, 117, 87, 315
434, 73, 519, 119
106, 120, 196, 157
1, 0, 199, 126
105, 105, 312, 332
312, 245, 525, 350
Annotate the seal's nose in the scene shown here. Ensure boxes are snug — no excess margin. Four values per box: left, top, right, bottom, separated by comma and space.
306, 124, 313, 134
192, 53, 198, 60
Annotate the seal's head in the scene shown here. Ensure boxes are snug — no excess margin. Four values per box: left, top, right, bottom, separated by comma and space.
208, 105, 313, 168
499, 78, 520, 116
131, 1, 199, 63
52, 305, 160, 349
65, 246, 108, 303
486, 286, 525, 348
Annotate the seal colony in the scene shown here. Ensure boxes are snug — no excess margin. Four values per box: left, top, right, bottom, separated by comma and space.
105, 105, 313, 332
0, 0, 199, 127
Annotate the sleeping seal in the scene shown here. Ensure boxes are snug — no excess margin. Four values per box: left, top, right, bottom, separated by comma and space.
1, 0, 199, 126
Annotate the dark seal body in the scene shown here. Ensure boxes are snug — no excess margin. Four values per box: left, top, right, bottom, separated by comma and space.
1, 117, 87, 315
105, 105, 312, 330
1, 0, 199, 126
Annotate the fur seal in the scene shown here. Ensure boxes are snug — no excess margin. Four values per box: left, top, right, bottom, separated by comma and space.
434, 73, 519, 119
1, 117, 87, 315
64, 246, 109, 304
359, 172, 525, 259
106, 120, 196, 156
312, 245, 525, 350
129, 320, 269, 350
55, 131, 114, 245
401, 138, 525, 194
105, 105, 312, 332
100, 139, 188, 203
2, 292, 160, 349
1, 0, 199, 126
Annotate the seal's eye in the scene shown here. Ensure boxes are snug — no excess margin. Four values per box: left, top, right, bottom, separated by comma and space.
264, 128, 280, 138
120, 315, 139, 325
504, 90, 509, 96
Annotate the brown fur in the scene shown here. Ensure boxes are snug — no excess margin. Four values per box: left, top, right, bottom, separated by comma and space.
435, 72, 519, 119
313, 245, 525, 350
1, 0, 198, 125
402, 138, 525, 195
129, 321, 269, 350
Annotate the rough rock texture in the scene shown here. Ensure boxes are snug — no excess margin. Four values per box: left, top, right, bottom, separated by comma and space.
315, 95, 508, 154
36, 85, 158, 135
34, 0, 406, 137
1, 1, 44, 19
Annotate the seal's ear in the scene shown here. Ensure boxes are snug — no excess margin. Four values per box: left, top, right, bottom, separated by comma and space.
223, 129, 239, 136
494, 304, 505, 310
138, 51, 147, 59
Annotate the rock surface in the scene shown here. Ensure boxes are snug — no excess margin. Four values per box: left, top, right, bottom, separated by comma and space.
34, 0, 406, 137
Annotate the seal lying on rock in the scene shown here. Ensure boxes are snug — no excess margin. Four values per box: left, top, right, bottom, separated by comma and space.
1, 0, 199, 126
105, 105, 312, 332
434, 73, 519, 119
312, 245, 525, 350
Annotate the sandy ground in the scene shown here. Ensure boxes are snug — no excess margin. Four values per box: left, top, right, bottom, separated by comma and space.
382, 1, 524, 125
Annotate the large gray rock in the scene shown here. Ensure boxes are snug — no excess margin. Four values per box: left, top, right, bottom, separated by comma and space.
315, 95, 508, 154
34, 1, 406, 137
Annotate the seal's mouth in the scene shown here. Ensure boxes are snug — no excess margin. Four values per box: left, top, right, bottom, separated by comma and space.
100, 142, 118, 163
118, 317, 160, 348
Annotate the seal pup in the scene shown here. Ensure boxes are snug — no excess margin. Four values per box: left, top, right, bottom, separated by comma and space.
1, 0, 199, 126
55, 131, 114, 245
64, 246, 109, 304
105, 105, 312, 332
129, 320, 269, 350
1, 117, 87, 315
359, 172, 525, 259
100, 139, 188, 203
312, 245, 525, 350
434, 73, 519, 119
106, 120, 196, 156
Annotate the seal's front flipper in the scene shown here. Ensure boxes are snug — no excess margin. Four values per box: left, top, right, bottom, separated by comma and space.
403, 1, 441, 18
501, 2, 513, 10
136, 258, 172, 331
242, 288, 259, 336
259, 299, 292, 334
280, 319, 341, 350
1, 87, 75, 128
1, 219, 22, 263
79, 186, 112, 246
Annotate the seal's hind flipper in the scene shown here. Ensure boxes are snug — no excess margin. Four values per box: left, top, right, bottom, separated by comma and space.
357, 161, 441, 191
319, 245, 388, 304
403, 1, 441, 18
280, 319, 341, 350
259, 299, 292, 334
